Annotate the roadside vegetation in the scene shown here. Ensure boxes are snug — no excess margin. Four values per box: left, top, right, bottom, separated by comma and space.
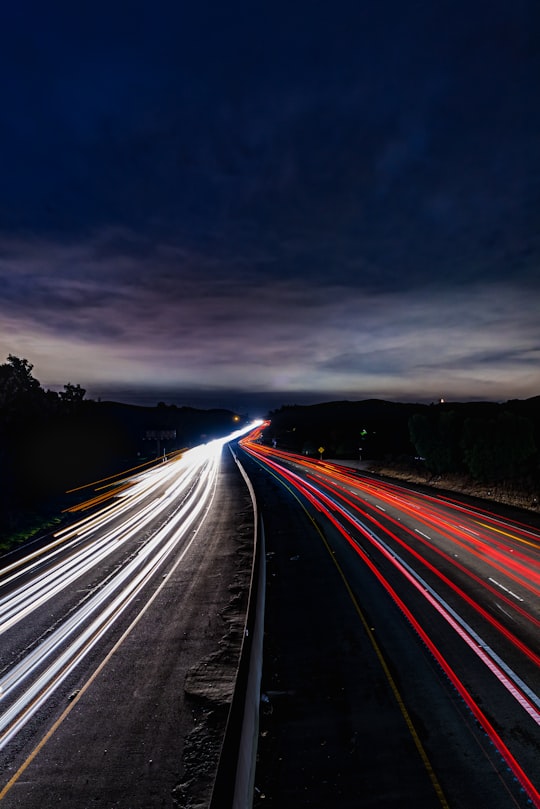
2, 354, 538, 551
0, 355, 244, 552
261, 398, 540, 513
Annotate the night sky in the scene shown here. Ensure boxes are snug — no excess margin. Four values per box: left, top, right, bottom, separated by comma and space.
1, 1, 539, 413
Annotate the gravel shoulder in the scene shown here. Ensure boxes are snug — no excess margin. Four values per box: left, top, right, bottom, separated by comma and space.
364, 460, 540, 519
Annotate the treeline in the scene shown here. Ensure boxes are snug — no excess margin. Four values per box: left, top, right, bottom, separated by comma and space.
264, 399, 428, 459
408, 403, 538, 481
263, 397, 540, 485
0, 355, 241, 544
0, 355, 92, 538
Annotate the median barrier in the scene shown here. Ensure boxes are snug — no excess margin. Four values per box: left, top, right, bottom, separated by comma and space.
208, 447, 266, 809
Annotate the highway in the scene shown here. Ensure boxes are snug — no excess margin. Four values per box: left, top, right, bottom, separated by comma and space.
1, 419, 538, 808
239, 427, 540, 808
0, 424, 257, 808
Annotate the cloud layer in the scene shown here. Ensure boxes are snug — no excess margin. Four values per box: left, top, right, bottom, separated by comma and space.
0, 2, 538, 408
1, 235, 538, 406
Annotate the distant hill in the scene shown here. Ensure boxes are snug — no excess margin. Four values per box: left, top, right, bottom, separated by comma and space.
262, 396, 540, 463
19, 399, 245, 494
263, 399, 428, 459
1, 397, 245, 546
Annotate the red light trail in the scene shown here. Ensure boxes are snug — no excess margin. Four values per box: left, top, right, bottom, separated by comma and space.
240, 430, 540, 807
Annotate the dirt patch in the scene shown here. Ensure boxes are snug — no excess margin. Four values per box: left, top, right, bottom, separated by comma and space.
173, 517, 254, 809
172, 703, 229, 809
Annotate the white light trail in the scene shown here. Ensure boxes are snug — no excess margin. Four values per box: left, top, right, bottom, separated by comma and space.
0, 422, 260, 750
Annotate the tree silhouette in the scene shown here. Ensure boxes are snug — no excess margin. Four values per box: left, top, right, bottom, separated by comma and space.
0, 355, 44, 420
462, 412, 536, 481
408, 410, 462, 474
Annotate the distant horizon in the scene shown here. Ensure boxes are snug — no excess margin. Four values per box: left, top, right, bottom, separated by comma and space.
2, 3, 538, 430
75, 385, 538, 417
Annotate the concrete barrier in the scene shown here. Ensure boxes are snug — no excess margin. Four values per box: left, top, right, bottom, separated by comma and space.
209, 448, 265, 809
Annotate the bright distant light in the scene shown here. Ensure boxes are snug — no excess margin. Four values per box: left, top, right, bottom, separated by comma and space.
212, 420, 263, 447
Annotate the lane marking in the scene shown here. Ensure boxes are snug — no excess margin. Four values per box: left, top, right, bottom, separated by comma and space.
495, 604, 515, 621
0, 462, 221, 801
475, 521, 540, 550
245, 446, 540, 807
488, 577, 524, 603
458, 525, 479, 536
320, 533, 451, 809
244, 452, 450, 809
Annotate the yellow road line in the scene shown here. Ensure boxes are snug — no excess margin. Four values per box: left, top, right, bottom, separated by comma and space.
317, 527, 450, 809
0, 467, 216, 802
255, 457, 450, 809
475, 521, 540, 550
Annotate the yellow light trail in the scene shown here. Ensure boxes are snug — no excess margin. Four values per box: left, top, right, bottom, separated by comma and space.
475, 521, 540, 550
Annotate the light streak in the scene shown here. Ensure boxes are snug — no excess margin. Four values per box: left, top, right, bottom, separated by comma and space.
241, 436, 540, 807
0, 422, 260, 756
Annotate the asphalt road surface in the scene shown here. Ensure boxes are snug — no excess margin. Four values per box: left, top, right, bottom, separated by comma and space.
2, 425, 539, 809
0, 439, 254, 808
239, 433, 540, 809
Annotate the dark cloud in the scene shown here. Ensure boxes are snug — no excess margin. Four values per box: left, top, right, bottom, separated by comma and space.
0, 1, 538, 405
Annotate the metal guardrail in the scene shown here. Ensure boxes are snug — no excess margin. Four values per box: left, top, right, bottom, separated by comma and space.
208, 447, 266, 809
